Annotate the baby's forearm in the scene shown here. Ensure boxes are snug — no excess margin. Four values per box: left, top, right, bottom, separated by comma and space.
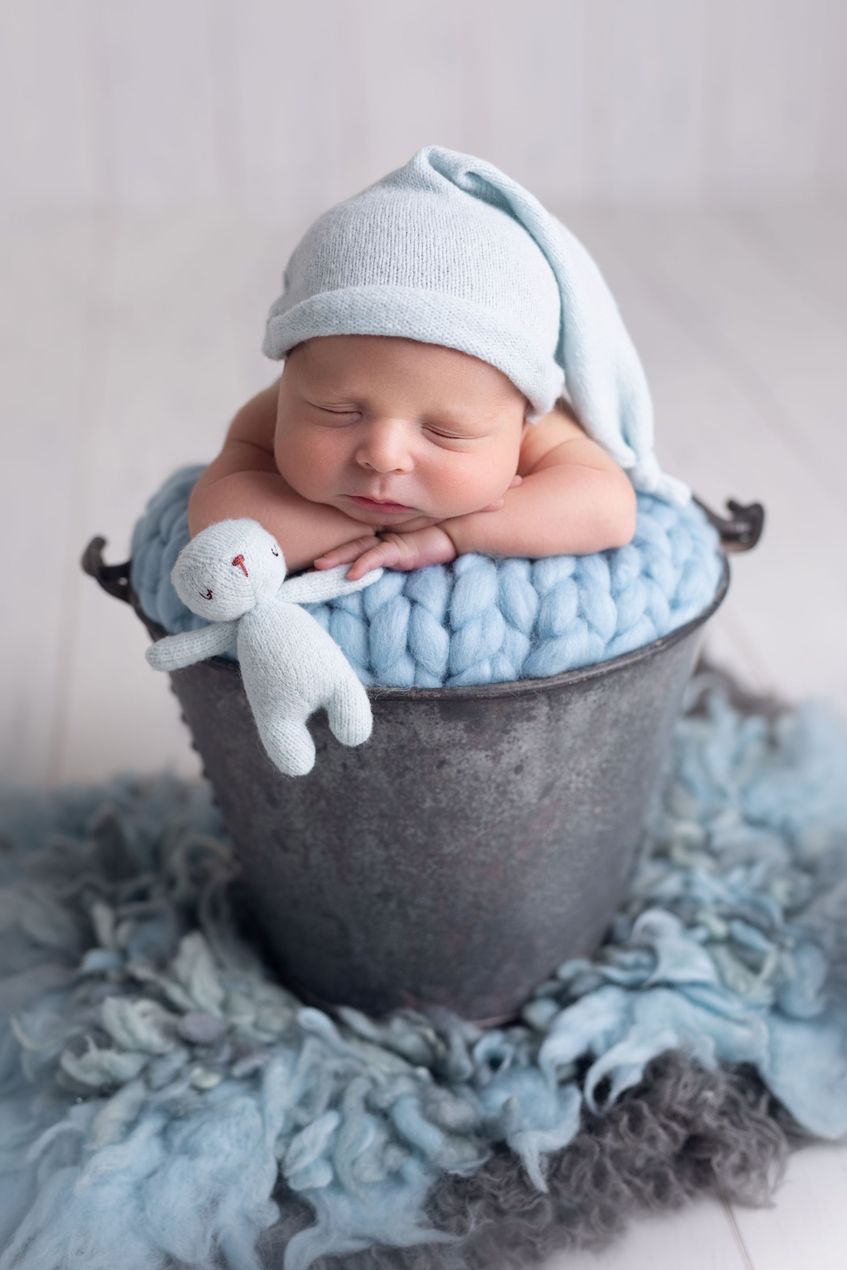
188, 470, 371, 574
440, 465, 637, 558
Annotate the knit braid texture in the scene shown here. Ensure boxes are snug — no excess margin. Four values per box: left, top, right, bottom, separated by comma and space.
130, 466, 723, 688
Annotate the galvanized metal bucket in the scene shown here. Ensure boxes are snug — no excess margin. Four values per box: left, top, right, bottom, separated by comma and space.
83, 496, 763, 1025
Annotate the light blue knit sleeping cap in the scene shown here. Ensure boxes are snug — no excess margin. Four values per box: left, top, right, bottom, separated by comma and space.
262, 144, 690, 507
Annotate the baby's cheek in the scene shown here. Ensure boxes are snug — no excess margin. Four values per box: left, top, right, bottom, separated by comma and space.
434, 455, 516, 507
275, 437, 330, 498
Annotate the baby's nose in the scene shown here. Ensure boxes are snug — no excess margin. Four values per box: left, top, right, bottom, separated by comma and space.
231, 554, 248, 577
356, 420, 414, 472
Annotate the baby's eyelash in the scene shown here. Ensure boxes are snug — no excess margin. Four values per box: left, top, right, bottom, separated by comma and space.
316, 407, 467, 440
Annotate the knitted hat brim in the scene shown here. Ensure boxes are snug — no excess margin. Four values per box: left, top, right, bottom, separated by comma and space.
262, 286, 565, 423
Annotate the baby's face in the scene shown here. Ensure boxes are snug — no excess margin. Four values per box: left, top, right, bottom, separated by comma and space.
273, 336, 528, 527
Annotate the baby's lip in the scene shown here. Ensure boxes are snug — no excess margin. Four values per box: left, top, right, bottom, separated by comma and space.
348, 494, 415, 511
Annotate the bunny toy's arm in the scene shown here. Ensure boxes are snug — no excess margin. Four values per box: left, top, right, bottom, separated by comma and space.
145, 620, 238, 672
278, 564, 384, 606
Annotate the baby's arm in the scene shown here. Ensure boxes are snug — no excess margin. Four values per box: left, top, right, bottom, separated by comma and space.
313, 417, 636, 580
439, 436, 638, 558
188, 380, 379, 574
314, 448, 635, 581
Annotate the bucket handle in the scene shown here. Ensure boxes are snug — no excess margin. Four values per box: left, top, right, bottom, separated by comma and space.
81, 536, 133, 604
81, 495, 764, 606
692, 496, 764, 553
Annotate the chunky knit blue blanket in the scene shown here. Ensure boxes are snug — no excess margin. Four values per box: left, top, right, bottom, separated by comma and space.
1, 671, 846, 1269
130, 466, 724, 687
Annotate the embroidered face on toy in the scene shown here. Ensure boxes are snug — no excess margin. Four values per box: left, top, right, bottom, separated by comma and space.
171, 519, 287, 622
273, 335, 530, 529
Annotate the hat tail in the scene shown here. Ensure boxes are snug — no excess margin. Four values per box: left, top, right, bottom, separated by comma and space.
423, 147, 691, 506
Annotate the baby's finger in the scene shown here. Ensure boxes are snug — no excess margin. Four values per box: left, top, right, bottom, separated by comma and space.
345, 551, 387, 580
314, 552, 355, 569
315, 537, 378, 568
314, 552, 347, 569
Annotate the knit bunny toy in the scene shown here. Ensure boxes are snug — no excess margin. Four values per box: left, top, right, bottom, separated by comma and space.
144, 518, 384, 776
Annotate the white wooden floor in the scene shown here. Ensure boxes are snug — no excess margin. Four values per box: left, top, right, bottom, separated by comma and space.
2, 205, 846, 1268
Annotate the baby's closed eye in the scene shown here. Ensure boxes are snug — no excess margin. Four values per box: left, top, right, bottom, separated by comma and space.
308, 403, 484, 445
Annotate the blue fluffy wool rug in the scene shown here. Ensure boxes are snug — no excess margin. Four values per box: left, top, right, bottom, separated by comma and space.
1, 665, 846, 1270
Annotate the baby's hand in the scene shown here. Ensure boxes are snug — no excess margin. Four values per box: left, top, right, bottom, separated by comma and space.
314, 525, 459, 581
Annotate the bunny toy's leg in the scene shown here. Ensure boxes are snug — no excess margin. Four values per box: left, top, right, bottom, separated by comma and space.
257, 715, 317, 776
325, 674, 373, 748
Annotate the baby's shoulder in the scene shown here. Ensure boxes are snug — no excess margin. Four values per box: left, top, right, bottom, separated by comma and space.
225, 376, 280, 452
518, 399, 585, 476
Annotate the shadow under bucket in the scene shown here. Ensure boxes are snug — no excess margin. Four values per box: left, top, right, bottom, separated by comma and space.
84, 496, 763, 1026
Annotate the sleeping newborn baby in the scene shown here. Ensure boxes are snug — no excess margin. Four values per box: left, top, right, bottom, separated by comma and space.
188, 334, 637, 579
189, 146, 689, 576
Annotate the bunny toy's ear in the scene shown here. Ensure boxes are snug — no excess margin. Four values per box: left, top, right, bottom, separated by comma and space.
279, 565, 384, 607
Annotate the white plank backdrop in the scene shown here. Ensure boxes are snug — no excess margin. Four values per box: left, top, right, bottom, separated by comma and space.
2, 0, 847, 213
1, 2, 846, 1268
